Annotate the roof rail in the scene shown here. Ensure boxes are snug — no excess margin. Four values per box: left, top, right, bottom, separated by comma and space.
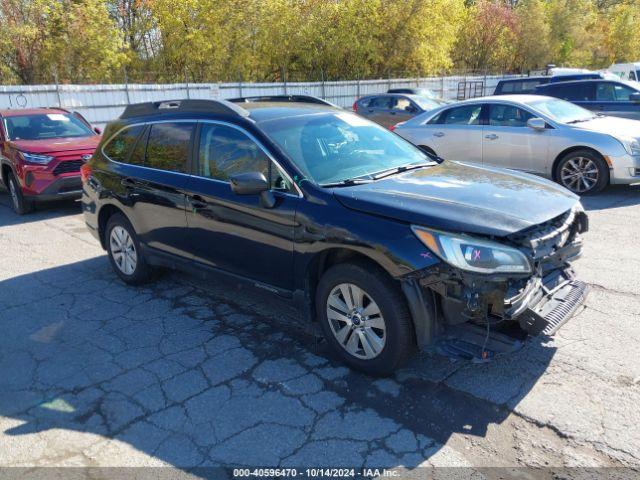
120, 99, 249, 120
228, 95, 337, 107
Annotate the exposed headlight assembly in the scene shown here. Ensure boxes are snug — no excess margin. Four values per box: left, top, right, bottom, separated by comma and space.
20, 151, 54, 164
412, 226, 532, 274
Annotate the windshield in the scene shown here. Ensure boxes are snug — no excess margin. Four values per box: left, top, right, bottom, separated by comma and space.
260, 111, 432, 186
4, 113, 94, 141
528, 98, 597, 123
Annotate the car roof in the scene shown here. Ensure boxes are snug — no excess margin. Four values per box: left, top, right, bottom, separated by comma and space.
0, 108, 68, 117
359, 93, 420, 99
497, 76, 548, 83
451, 94, 554, 105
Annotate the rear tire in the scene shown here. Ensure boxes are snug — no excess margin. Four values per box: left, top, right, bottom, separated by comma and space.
316, 262, 415, 376
555, 150, 608, 195
106, 213, 154, 285
7, 173, 32, 215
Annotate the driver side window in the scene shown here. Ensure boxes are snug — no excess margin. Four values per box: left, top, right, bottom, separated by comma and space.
198, 123, 295, 194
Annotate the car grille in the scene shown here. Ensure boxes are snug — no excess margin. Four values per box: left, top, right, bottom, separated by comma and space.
52, 159, 84, 176
508, 207, 588, 261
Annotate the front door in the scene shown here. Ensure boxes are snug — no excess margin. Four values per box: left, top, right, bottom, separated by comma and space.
591, 82, 640, 120
482, 103, 549, 175
184, 121, 299, 291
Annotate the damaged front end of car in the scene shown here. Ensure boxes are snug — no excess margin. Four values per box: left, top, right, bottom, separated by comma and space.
403, 204, 590, 351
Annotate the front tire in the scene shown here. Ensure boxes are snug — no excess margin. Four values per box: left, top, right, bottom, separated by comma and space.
7, 173, 32, 215
106, 213, 153, 285
556, 150, 608, 195
316, 262, 415, 376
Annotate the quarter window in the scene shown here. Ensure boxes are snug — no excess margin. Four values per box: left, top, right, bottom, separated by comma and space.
103, 125, 145, 163
145, 122, 195, 173
369, 97, 392, 109
488, 104, 534, 127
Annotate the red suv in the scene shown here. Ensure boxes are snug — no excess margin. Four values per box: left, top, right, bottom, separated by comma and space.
0, 108, 101, 214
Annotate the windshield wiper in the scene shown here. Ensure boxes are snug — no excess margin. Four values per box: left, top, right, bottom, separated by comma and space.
320, 178, 374, 188
566, 117, 597, 124
372, 162, 433, 180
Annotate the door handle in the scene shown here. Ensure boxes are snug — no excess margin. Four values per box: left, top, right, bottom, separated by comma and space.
433, 132, 445, 138
485, 134, 499, 140
188, 195, 207, 209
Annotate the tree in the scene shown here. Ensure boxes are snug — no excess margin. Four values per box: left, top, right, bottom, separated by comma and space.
606, 1, 640, 63
514, 0, 551, 72
548, 0, 607, 68
453, 0, 519, 73
0, 0, 54, 83
46, 0, 128, 83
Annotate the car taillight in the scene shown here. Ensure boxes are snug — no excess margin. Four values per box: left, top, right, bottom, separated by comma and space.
352, 101, 358, 112
389, 121, 405, 132
80, 163, 92, 183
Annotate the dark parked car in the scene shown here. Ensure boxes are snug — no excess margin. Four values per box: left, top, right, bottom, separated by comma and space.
494, 73, 606, 96
82, 98, 589, 375
353, 93, 446, 128
535, 79, 640, 120
0, 108, 100, 214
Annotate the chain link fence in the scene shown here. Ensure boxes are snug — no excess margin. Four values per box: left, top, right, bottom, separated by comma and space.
0, 73, 524, 128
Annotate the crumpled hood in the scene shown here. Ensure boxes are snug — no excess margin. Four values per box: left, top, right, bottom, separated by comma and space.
574, 115, 640, 141
333, 161, 580, 237
9, 135, 100, 154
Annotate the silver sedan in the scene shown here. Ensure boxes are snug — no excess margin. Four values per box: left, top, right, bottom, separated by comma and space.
394, 95, 640, 194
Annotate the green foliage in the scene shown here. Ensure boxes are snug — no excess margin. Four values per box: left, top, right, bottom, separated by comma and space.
1, 0, 640, 84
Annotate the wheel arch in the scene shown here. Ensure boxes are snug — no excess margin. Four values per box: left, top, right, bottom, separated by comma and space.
302, 247, 431, 347
97, 203, 129, 250
551, 146, 608, 182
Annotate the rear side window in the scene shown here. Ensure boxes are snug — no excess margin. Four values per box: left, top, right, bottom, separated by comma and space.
145, 122, 195, 173
369, 97, 392, 109
103, 125, 145, 163
198, 123, 269, 181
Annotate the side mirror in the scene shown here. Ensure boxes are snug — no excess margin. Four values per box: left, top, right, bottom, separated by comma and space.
630, 92, 640, 103
527, 117, 546, 130
94, 127, 102, 134
229, 172, 269, 195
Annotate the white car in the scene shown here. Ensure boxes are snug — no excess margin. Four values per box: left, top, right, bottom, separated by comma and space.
394, 95, 640, 194
609, 62, 640, 81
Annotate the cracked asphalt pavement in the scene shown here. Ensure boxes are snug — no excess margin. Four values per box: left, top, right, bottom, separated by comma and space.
1, 185, 639, 477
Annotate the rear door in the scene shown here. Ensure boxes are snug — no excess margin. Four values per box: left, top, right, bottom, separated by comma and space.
591, 81, 640, 119
481, 103, 549, 174
114, 121, 195, 258
183, 121, 300, 291
425, 104, 483, 163
365, 96, 395, 127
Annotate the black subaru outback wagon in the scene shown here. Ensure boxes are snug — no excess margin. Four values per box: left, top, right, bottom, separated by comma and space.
82, 98, 589, 375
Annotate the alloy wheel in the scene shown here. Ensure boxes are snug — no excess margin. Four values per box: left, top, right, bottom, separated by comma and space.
560, 157, 599, 193
109, 226, 138, 275
326, 283, 386, 359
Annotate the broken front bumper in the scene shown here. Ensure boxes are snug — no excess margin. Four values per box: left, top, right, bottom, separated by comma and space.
517, 269, 589, 336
